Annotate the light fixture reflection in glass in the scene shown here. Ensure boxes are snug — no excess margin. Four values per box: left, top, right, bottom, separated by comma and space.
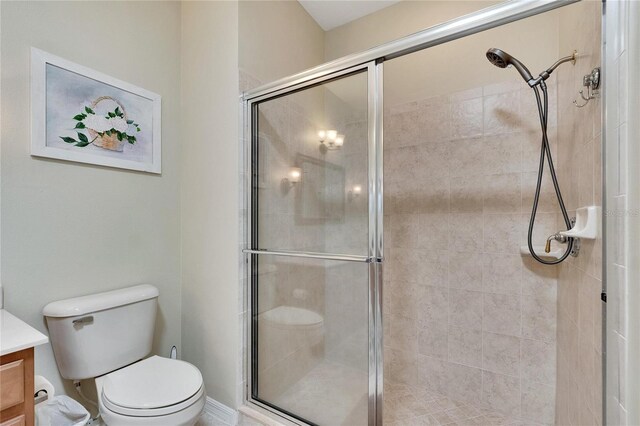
282, 166, 302, 193
288, 167, 302, 183
348, 184, 362, 201
318, 129, 344, 150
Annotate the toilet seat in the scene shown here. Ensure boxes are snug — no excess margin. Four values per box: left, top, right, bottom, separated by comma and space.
100, 356, 204, 417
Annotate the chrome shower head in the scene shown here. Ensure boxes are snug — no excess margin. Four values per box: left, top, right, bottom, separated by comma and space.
486, 48, 534, 84
486, 48, 509, 68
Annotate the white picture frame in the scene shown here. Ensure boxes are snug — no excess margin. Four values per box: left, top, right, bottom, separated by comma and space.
31, 48, 162, 173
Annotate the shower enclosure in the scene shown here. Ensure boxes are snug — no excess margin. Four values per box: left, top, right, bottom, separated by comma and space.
242, 1, 603, 425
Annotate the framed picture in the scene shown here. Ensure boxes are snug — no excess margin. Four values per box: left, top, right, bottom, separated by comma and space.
31, 48, 161, 173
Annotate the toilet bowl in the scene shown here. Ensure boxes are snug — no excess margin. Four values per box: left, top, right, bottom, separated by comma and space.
96, 356, 205, 426
43, 285, 205, 426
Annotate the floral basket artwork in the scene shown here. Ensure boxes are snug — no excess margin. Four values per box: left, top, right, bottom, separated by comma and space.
60, 96, 141, 152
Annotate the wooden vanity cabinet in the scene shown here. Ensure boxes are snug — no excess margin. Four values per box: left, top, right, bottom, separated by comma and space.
0, 348, 34, 426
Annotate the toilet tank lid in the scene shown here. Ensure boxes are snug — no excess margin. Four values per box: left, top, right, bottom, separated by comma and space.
43, 284, 159, 318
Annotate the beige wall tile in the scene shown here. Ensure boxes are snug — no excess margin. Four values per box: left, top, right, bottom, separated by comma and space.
418, 213, 450, 248
417, 102, 451, 144
522, 291, 557, 342
482, 332, 520, 376
482, 370, 521, 416
483, 293, 522, 337
447, 362, 483, 405
449, 251, 483, 291
483, 132, 523, 175
451, 97, 483, 139
389, 313, 419, 353
448, 137, 484, 177
483, 253, 522, 295
419, 285, 449, 324
418, 355, 449, 395
450, 289, 483, 330
388, 347, 418, 386
387, 109, 419, 149
484, 173, 522, 214
522, 257, 558, 295
449, 326, 482, 368
388, 280, 421, 320
418, 320, 448, 359
421, 250, 450, 288
521, 338, 556, 385
484, 91, 521, 135
451, 175, 484, 213
389, 213, 420, 248
484, 213, 521, 253
388, 248, 447, 286
521, 380, 556, 425
449, 213, 483, 252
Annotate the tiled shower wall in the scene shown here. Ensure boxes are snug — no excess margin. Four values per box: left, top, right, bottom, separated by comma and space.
383, 80, 562, 424
555, 1, 603, 425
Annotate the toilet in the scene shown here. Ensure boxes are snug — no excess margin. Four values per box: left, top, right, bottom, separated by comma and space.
43, 284, 205, 426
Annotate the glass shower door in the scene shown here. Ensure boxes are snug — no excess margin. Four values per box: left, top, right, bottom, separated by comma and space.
245, 64, 382, 425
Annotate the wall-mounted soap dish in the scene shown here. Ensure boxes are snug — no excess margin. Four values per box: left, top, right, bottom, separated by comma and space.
559, 206, 600, 239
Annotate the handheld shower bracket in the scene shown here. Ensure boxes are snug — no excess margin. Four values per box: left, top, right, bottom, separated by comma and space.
545, 217, 579, 256
570, 237, 581, 257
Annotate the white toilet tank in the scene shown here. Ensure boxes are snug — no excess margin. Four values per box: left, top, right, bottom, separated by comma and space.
43, 284, 159, 380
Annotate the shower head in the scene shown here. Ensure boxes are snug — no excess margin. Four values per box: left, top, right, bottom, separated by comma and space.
486, 48, 534, 84
486, 48, 509, 68
487, 48, 577, 88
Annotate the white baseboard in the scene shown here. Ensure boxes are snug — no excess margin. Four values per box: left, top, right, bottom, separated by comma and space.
204, 396, 238, 425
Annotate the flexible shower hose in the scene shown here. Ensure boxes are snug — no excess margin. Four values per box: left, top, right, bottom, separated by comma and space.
527, 80, 574, 264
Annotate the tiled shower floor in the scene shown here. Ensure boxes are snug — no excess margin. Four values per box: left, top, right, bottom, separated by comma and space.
241, 360, 534, 426
384, 382, 533, 426
271, 361, 369, 426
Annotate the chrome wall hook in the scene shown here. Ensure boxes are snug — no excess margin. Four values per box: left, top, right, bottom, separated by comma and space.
573, 67, 601, 108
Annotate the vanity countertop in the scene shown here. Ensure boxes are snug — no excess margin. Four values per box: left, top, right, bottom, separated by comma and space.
0, 309, 48, 356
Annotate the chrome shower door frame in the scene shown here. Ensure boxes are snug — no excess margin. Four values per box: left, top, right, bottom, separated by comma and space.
243, 61, 384, 426
241, 1, 581, 425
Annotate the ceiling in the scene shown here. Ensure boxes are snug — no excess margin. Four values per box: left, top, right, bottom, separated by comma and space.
298, 0, 401, 31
